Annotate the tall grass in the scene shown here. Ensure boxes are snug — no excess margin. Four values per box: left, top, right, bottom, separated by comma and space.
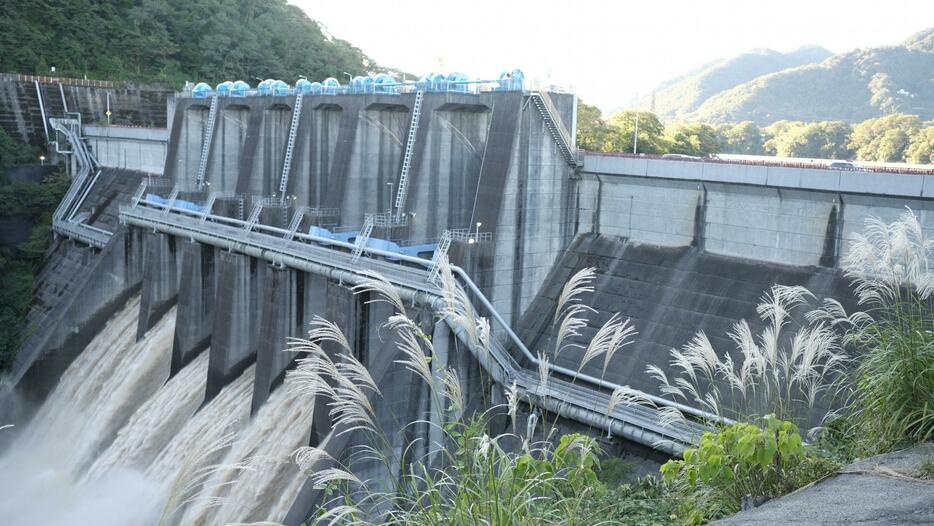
647, 284, 847, 430
274, 261, 654, 525
809, 209, 934, 453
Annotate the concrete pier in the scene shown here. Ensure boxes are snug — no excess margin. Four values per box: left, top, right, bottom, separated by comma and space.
136, 232, 178, 340
252, 265, 298, 414
205, 251, 262, 403
171, 240, 215, 375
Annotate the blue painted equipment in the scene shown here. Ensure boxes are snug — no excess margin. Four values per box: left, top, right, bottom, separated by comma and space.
192, 82, 212, 98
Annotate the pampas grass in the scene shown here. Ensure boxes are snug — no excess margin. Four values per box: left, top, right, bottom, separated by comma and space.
647, 284, 847, 430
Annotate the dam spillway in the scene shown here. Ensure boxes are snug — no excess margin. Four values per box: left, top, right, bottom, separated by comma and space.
5, 72, 934, 524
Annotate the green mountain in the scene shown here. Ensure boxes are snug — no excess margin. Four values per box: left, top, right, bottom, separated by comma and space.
685, 28, 934, 125
643, 46, 832, 120
0, 0, 375, 86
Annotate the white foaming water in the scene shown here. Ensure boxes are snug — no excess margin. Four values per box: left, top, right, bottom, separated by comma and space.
146, 365, 254, 485
83, 351, 210, 481
181, 383, 316, 526
2, 294, 315, 525
0, 298, 174, 526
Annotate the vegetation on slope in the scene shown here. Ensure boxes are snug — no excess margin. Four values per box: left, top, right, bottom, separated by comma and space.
0, 130, 69, 369
685, 28, 934, 124
641, 46, 831, 121
0, 0, 374, 86
579, 100, 934, 162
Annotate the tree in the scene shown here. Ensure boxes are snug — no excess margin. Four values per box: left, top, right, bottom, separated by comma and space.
665, 123, 722, 156
717, 122, 765, 155
906, 127, 934, 164
576, 101, 614, 152
606, 111, 666, 154
762, 121, 853, 159
849, 114, 922, 162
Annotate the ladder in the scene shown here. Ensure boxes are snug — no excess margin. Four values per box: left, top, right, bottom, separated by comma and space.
530, 92, 579, 168
195, 94, 219, 188
162, 186, 180, 216
392, 90, 424, 220
199, 192, 218, 223
278, 94, 304, 201
351, 215, 375, 263
428, 229, 453, 284
244, 203, 263, 232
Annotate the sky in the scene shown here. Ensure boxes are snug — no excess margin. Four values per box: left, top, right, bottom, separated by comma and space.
293, 0, 934, 113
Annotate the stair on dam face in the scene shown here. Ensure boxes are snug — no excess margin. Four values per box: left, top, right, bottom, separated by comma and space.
514, 233, 855, 415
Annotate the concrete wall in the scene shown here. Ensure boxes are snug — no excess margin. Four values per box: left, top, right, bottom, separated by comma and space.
0, 76, 172, 146
581, 154, 934, 268
163, 91, 578, 326
84, 125, 168, 174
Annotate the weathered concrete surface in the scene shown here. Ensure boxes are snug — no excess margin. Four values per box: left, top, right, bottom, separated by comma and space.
251, 265, 298, 414
171, 241, 214, 375
515, 233, 854, 421
716, 443, 934, 525
137, 232, 178, 340
205, 251, 262, 403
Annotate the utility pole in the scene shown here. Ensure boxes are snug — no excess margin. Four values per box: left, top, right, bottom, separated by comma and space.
633, 112, 639, 154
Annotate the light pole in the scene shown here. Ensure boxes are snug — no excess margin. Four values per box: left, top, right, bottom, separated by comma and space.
387, 181, 393, 215
39, 155, 45, 165
633, 112, 639, 154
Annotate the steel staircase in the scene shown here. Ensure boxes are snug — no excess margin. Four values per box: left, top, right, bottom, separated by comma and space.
195, 94, 219, 188
530, 91, 579, 168
162, 186, 180, 216
278, 94, 304, 202
392, 90, 424, 221
199, 192, 218, 223
244, 203, 264, 232
427, 229, 453, 284
351, 214, 375, 262
131, 180, 148, 207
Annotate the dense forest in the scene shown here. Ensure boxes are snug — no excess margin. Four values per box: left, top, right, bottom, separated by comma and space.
0, 128, 69, 368
0, 0, 375, 86
578, 102, 934, 163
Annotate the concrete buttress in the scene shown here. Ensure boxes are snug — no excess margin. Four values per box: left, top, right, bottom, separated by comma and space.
171, 240, 215, 375
205, 251, 262, 404
136, 231, 178, 340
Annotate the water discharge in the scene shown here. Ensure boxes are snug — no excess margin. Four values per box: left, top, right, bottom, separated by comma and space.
0, 295, 314, 525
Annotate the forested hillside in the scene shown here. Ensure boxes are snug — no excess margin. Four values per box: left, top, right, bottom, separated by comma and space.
686, 28, 934, 124
643, 46, 831, 120
0, 0, 374, 86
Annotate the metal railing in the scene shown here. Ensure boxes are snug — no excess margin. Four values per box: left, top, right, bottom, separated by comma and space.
120, 199, 720, 451
49, 117, 111, 248
530, 91, 579, 168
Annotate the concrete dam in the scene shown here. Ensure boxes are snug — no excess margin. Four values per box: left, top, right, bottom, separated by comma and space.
3, 73, 933, 524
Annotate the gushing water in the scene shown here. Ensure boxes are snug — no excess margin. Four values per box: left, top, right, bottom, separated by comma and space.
84, 352, 210, 481
180, 383, 316, 526
1, 294, 317, 525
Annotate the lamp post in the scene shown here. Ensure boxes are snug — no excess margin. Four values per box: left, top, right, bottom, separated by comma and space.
39, 155, 45, 166
387, 181, 393, 216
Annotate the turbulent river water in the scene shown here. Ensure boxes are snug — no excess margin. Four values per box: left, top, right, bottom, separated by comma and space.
0, 296, 314, 525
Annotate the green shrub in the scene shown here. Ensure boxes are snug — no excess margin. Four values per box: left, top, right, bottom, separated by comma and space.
660, 415, 837, 525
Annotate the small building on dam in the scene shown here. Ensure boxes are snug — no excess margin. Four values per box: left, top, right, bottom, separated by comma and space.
3, 71, 934, 524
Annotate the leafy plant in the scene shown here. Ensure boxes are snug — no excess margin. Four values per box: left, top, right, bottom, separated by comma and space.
661, 415, 835, 525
